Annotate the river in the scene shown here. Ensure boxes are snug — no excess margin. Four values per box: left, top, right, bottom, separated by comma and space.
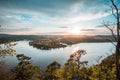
0, 40, 115, 71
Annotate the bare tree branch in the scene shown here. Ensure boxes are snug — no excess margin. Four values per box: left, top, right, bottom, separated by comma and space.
106, 38, 116, 46
110, 0, 120, 80
102, 21, 117, 42
111, 6, 117, 19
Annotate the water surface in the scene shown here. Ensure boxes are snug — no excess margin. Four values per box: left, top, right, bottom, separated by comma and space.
0, 40, 115, 70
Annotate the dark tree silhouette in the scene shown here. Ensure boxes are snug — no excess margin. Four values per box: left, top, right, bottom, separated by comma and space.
67, 50, 88, 69
103, 0, 120, 79
65, 50, 88, 80
44, 61, 61, 80
12, 54, 41, 80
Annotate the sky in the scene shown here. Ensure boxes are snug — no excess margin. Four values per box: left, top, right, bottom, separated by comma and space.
0, 0, 120, 35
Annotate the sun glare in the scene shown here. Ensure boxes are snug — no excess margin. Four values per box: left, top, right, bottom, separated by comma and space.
69, 28, 81, 35
72, 46, 80, 53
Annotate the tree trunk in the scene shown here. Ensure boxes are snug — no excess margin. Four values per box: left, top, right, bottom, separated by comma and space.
110, 0, 120, 79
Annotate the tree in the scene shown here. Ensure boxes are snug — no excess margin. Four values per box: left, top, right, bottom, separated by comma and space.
103, 0, 120, 79
88, 54, 116, 80
55, 62, 79, 80
0, 61, 11, 80
60, 50, 88, 80
0, 41, 16, 57
67, 50, 88, 69
43, 61, 61, 80
0, 35, 16, 80
11, 54, 41, 80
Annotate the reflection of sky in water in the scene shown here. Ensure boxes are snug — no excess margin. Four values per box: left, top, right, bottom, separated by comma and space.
0, 40, 115, 71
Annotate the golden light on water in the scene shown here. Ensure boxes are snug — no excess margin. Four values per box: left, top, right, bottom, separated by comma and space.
72, 46, 80, 53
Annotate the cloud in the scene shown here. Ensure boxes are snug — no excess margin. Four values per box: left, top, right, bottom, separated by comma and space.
0, 0, 80, 16
0, 0, 111, 18
81, 29, 96, 31
0, 0, 119, 35
80, 28, 111, 35
0, 27, 42, 35
59, 26, 68, 28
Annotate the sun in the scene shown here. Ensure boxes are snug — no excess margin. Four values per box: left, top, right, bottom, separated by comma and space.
69, 28, 81, 35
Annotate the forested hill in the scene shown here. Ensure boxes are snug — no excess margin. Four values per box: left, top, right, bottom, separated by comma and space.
0, 34, 115, 43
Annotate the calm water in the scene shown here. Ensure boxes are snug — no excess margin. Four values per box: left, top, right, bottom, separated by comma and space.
0, 40, 115, 70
